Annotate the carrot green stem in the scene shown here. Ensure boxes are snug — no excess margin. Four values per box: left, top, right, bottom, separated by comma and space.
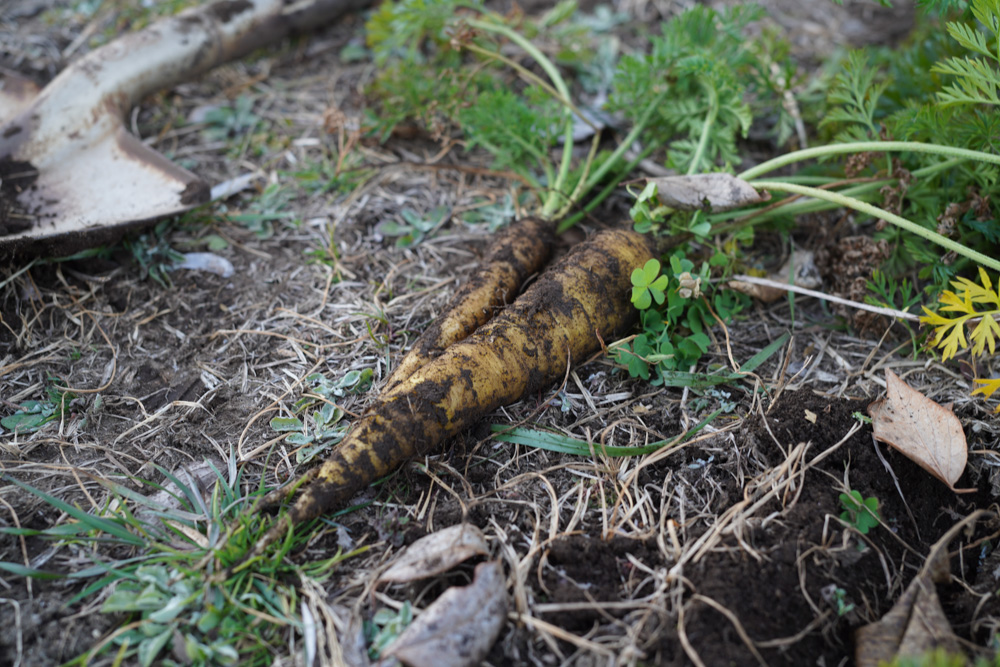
466, 18, 574, 218
750, 180, 1000, 273
739, 141, 1000, 181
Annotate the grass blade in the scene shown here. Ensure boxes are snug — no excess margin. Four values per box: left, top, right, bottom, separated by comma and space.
3, 476, 145, 546
492, 408, 722, 457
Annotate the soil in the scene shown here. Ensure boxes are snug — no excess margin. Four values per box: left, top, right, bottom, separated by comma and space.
2, 1, 1000, 666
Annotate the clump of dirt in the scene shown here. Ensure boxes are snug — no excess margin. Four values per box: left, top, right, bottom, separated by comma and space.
676, 389, 996, 665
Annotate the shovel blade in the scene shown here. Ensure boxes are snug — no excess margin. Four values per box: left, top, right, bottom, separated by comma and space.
1, 126, 209, 256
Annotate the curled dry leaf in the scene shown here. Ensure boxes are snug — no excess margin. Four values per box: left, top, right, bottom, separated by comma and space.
641, 173, 768, 212
868, 368, 973, 493
855, 510, 993, 666
381, 560, 508, 667
378, 523, 489, 584
854, 566, 958, 666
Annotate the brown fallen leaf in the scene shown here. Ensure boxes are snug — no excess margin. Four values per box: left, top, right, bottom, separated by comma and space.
868, 368, 973, 493
378, 523, 489, 584
855, 569, 957, 666
381, 560, 508, 667
727, 249, 821, 303
640, 173, 768, 212
855, 511, 991, 666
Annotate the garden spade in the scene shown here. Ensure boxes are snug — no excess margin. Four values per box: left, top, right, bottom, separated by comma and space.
0, 0, 370, 257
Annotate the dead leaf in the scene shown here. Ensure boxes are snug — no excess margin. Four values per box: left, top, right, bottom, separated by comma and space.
382, 560, 508, 667
642, 174, 768, 212
868, 369, 972, 493
727, 249, 820, 303
854, 569, 958, 666
855, 510, 991, 666
378, 524, 489, 584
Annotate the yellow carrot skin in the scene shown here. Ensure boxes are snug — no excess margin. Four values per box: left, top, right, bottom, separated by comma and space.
383, 217, 553, 393
253, 228, 655, 553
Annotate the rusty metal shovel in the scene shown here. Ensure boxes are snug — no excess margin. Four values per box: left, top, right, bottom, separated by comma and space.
0, 0, 370, 257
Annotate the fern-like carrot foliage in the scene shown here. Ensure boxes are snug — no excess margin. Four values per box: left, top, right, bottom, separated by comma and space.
921, 267, 1000, 411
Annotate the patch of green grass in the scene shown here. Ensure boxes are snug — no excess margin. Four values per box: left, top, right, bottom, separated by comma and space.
0, 455, 366, 666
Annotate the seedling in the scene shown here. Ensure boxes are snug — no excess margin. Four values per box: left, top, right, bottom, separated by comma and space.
365, 602, 413, 659
1, 377, 75, 434
201, 95, 260, 141
839, 489, 881, 534
377, 206, 450, 248
227, 183, 299, 239
270, 370, 373, 462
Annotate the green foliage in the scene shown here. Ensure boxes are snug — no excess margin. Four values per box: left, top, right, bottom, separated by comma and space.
820, 50, 891, 144
0, 460, 366, 666
608, 4, 786, 173
228, 184, 299, 239
615, 254, 749, 384
816, 0, 1000, 292
100, 565, 239, 666
201, 96, 261, 141
932, 0, 1000, 107
270, 369, 374, 462
364, 1, 789, 221
829, 586, 855, 616
838, 489, 881, 534
630, 259, 670, 310
124, 219, 186, 287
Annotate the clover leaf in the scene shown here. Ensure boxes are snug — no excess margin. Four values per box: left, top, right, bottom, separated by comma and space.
631, 259, 669, 310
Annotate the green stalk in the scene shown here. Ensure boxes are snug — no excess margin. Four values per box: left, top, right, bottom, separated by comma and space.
466, 18, 574, 218
563, 86, 672, 210
688, 83, 719, 176
711, 157, 965, 227
739, 141, 1000, 181
750, 180, 1000, 273
556, 143, 657, 232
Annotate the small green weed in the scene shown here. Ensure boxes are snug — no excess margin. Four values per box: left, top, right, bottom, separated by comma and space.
365, 602, 413, 659
830, 586, 855, 616
1, 377, 75, 435
228, 184, 299, 239
839, 489, 881, 534
614, 253, 748, 383
201, 96, 261, 142
124, 220, 186, 287
270, 369, 373, 462
376, 206, 450, 248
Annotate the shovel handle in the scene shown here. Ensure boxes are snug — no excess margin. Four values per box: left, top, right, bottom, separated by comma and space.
2, 0, 371, 159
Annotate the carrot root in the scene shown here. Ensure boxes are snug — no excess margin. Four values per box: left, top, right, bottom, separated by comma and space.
251, 227, 655, 556
383, 216, 553, 393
